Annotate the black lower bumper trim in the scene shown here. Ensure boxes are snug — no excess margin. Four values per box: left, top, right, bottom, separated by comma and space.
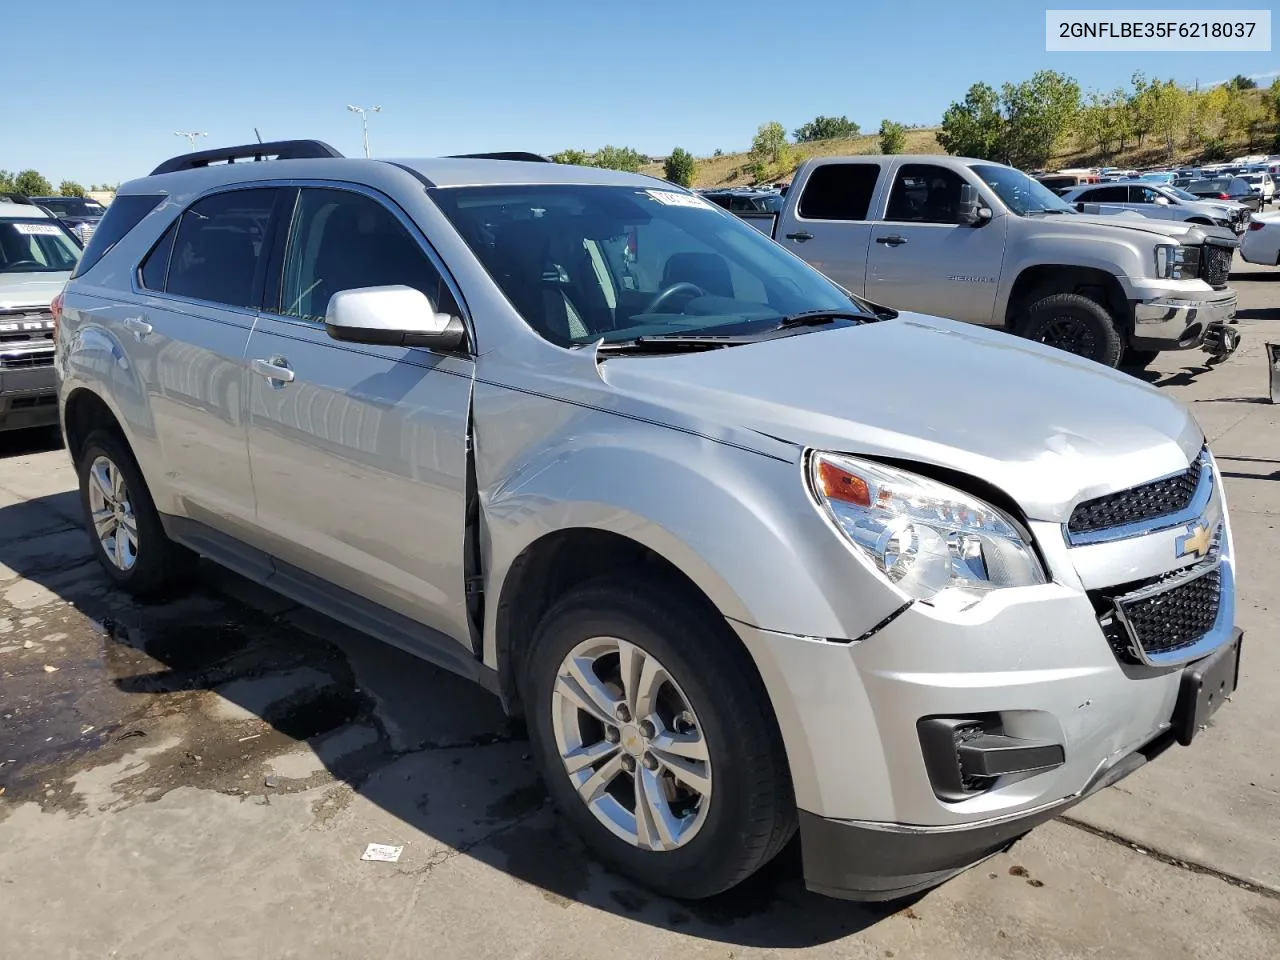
799, 735, 1161, 901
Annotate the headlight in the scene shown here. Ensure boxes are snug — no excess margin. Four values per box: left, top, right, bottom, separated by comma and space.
807, 452, 1046, 604
1154, 244, 1198, 280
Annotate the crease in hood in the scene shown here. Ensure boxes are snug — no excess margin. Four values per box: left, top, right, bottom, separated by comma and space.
594, 314, 1204, 523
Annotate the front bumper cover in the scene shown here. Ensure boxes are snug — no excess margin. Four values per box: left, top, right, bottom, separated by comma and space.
1131, 292, 1237, 350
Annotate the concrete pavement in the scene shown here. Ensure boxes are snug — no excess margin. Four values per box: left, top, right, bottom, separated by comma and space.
1, 263, 1278, 959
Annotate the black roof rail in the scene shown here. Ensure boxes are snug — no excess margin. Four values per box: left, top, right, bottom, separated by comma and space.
444, 151, 551, 162
149, 139, 345, 176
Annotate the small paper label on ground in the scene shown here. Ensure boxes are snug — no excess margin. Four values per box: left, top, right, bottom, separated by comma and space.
360, 843, 404, 863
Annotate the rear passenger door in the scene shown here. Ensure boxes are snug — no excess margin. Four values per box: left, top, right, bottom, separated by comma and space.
778, 163, 883, 294
132, 187, 282, 535
244, 184, 475, 651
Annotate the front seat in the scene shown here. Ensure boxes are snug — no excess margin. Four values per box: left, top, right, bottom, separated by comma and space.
660, 252, 733, 299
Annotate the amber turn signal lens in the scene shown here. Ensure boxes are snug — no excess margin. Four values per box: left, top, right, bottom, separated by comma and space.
816, 460, 871, 506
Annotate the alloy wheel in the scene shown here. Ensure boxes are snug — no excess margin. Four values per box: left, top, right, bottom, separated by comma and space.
550, 636, 712, 851
87, 455, 139, 571
1038, 314, 1098, 357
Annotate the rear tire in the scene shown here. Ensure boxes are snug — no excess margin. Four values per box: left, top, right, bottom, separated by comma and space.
76, 429, 196, 595
1018, 292, 1124, 368
522, 573, 796, 900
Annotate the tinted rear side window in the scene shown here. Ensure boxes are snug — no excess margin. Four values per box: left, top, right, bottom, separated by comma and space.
139, 219, 179, 291
70, 194, 165, 278
798, 164, 881, 221
166, 189, 279, 309
1082, 186, 1127, 202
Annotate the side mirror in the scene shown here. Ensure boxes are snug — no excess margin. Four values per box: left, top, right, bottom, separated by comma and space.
325, 285, 467, 352
957, 183, 993, 226
1154, 196, 1171, 206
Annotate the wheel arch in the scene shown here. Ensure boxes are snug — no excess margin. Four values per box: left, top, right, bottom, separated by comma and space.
1003, 264, 1130, 336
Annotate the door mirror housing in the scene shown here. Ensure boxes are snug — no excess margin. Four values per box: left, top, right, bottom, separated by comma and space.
957, 183, 993, 226
1154, 195, 1171, 206
325, 285, 467, 352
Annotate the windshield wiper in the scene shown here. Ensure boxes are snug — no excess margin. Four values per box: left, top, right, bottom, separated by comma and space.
593, 334, 759, 356
774, 308, 887, 329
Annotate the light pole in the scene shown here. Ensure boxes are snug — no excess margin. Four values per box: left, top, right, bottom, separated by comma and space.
174, 131, 208, 151
347, 105, 381, 158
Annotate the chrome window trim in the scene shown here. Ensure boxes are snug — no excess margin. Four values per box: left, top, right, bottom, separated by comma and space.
1063, 452, 1211, 546
1111, 551, 1234, 667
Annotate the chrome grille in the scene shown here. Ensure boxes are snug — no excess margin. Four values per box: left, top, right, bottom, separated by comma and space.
1200, 244, 1233, 289
1068, 454, 1203, 536
1111, 563, 1223, 661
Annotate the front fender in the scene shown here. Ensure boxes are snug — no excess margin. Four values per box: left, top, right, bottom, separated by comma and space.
476, 401, 906, 668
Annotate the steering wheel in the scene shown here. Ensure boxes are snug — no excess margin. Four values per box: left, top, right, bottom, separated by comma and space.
642, 281, 707, 314
2, 260, 41, 270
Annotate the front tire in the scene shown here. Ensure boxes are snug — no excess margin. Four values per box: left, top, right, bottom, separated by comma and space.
77, 429, 196, 595
522, 574, 796, 899
1018, 292, 1123, 367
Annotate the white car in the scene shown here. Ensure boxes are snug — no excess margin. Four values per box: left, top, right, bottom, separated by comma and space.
1241, 172, 1275, 206
1241, 213, 1280, 266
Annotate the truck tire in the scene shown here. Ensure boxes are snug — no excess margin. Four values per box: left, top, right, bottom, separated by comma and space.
522, 573, 796, 900
1018, 293, 1123, 368
76, 429, 197, 595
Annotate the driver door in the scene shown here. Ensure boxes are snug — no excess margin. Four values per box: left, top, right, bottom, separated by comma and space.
864, 162, 1007, 325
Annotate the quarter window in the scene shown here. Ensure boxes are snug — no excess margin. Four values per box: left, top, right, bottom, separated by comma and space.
138, 220, 178, 291
277, 188, 457, 322
797, 164, 881, 221
165, 189, 279, 308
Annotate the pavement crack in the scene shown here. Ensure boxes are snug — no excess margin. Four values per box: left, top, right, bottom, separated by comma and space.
393, 804, 546, 880
1059, 815, 1280, 900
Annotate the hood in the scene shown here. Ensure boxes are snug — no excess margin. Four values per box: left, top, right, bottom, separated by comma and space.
1065, 212, 1205, 240
600, 315, 1203, 523
0, 272, 70, 311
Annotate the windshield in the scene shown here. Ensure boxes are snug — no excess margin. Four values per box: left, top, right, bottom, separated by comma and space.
971, 164, 1075, 215
0, 219, 81, 273
1242, 175, 1263, 185
1160, 186, 1200, 202
33, 198, 106, 218
430, 184, 863, 346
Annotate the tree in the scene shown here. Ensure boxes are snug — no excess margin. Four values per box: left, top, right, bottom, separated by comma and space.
550, 149, 589, 165
750, 122, 788, 164
0, 170, 16, 193
878, 120, 906, 154
1076, 90, 1124, 160
591, 145, 644, 172
794, 115, 860, 142
663, 147, 696, 187
1144, 79, 1190, 157
1224, 89, 1267, 148
1226, 74, 1257, 91
999, 70, 1080, 169
13, 170, 52, 196
1271, 77, 1280, 121
1187, 86, 1229, 146
938, 82, 1003, 160
1128, 71, 1154, 147
58, 180, 87, 197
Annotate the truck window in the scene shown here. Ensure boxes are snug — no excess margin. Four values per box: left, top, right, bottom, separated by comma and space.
1082, 186, 1127, 202
885, 164, 968, 224
797, 164, 881, 221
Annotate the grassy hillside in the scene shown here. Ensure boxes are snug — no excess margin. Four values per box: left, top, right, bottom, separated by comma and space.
646, 94, 1277, 188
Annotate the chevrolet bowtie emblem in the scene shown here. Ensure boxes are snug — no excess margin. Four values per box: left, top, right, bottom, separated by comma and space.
1176, 521, 1213, 560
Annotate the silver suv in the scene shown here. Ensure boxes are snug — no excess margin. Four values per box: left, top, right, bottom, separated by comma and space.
55, 140, 1242, 903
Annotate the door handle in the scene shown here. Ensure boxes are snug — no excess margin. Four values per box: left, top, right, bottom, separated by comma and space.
875, 235, 907, 246
784, 231, 814, 242
123, 316, 153, 339
251, 357, 295, 385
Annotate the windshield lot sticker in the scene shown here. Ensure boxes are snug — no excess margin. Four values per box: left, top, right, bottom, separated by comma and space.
12, 223, 62, 235
644, 190, 715, 210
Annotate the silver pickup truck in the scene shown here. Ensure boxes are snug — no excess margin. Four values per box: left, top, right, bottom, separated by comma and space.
736, 156, 1241, 369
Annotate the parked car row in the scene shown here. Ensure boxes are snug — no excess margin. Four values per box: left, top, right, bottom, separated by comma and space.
50, 139, 1243, 907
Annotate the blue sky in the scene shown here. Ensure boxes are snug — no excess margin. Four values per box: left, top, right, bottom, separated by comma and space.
6, 0, 1277, 185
